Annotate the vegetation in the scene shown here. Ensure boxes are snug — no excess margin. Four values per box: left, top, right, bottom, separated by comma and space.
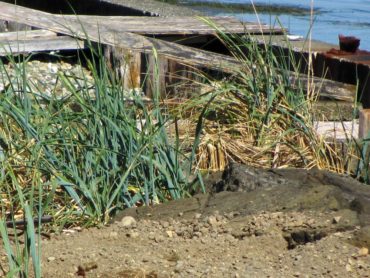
0, 42, 203, 275
0, 19, 364, 278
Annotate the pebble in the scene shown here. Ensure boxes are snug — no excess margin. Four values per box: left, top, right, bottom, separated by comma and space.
358, 247, 369, 256
148, 232, 155, 240
207, 216, 218, 227
119, 216, 137, 228
175, 260, 184, 273
332, 216, 342, 224
155, 235, 165, 243
47, 256, 56, 262
345, 264, 352, 272
161, 221, 169, 228
109, 231, 118, 239
126, 231, 139, 238
166, 230, 174, 238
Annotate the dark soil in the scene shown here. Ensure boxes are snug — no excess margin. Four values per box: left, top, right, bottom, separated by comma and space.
11, 163, 370, 277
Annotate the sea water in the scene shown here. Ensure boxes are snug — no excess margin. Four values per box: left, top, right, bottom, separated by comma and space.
188, 0, 370, 50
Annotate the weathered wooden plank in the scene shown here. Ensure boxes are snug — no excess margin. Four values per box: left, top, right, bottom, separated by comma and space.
104, 45, 141, 91
0, 29, 57, 41
290, 75, 356, 102
359, 109, 370, 139
0, 2, 356, 101
58, 15, 283, 35
0, 2, 241, 70
0, 36, 85, 56
312, 100, 357, 121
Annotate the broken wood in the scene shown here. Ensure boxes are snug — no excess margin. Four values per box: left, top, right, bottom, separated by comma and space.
58, 15, 282, 35
359, 109, 370, 139
290, 75, 356, 102
0, 36, 85, 56
0, 29, 56, 41
0, 2, 356, 101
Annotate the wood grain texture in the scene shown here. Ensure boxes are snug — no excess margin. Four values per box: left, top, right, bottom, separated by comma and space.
0, 29, 57, 41
0, 2, 356, 101
0, 36, 85, 56
57, 15, 282, 35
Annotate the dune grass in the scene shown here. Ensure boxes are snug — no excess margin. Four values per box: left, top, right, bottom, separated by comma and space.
169, 19, 351, 174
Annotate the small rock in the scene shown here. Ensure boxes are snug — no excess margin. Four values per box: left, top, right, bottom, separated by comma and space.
161, 221, 169, 228
345, 264, 352, 272
332, 216, 342, 224
175, 260, 184, 273
207, 216, 218, 227
358, 247, 369, 256
148, 232, 155, 240
194, 213, 202, 219
76, 261, 98, 276
109, 231, 118, 239
166, 230, 174, 238
175, 229, 184, 236
120, 216, 136, 228
47, 256, 56, 262
295, 255, 302, 261
126, 231, 139, 238
216, 214, 223, 222
155, 235, 164, 243
200, 227, 209, 235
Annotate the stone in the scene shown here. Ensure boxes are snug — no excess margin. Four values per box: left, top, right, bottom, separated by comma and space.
47, 256, 56, 262
119, 216, 136, 228
161, 221, 169, 228
345, 264, 352, 272
126, 232, 139, 238
109, 231, 118, 239
207, 216, 218, 227
358, 247, 368, 256
332, 216, 342, 224
155, 235, 164, 243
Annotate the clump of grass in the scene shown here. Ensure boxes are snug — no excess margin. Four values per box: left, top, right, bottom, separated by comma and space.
173, 19, 346, 173
0, 27, 204, 275
0, 43, 200, 229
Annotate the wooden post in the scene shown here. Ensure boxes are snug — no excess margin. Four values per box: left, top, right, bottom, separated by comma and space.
359, 109, 370, 139
143, 52, 205, 99
104, 45, 141, 92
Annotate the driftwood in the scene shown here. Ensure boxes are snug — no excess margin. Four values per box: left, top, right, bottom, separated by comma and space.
0, 2, 356, 101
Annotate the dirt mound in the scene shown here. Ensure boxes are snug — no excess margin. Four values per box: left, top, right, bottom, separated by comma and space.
37, 164, 370, 277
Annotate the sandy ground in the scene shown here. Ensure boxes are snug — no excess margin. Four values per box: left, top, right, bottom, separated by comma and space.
34, 164, 370, 277
38, 209, 370, 278
1, 164, 369, 277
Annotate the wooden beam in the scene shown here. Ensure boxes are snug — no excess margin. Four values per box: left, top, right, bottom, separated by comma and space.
359, 109, 370, 139
0, 2, 356, 101
0, 29, 57, 41
0, 36, 85, 56
290, 75, 356, 102
57, 15, 283, 35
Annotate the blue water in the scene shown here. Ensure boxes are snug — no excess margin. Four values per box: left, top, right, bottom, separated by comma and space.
190, 0, 370, 50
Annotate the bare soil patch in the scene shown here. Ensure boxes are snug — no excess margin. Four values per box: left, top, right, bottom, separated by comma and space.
30, 164, 370, 277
